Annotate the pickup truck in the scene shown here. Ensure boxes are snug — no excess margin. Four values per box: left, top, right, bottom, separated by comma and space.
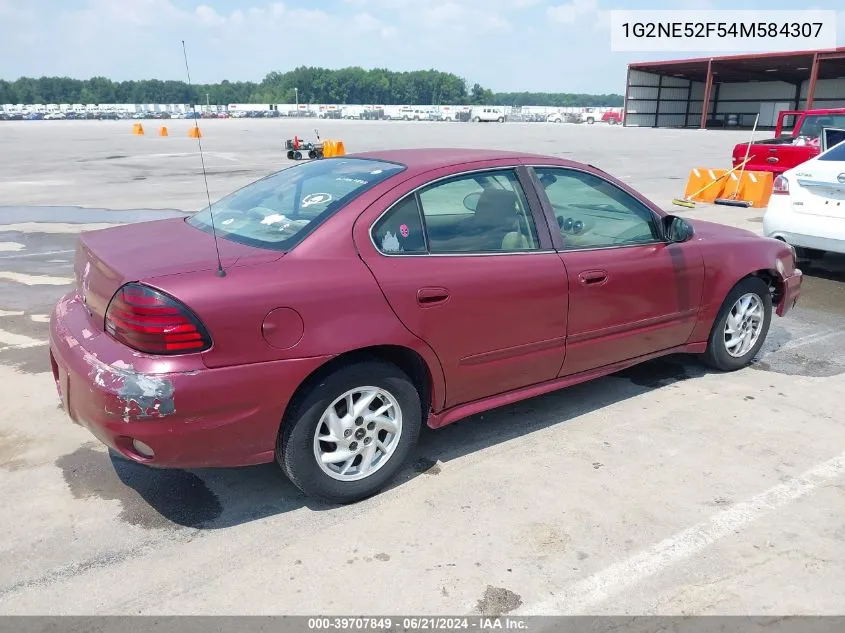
731, 108, 845, 175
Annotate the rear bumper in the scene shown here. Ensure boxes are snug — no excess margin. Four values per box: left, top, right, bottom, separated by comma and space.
764, 196, 845, 255
49, 292, 331, 469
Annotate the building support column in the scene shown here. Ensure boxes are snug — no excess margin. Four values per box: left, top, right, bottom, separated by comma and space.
699, 59, 714, 129
806, 53, 820, 109
622, 66, 631, 127
654, 74, 664, 127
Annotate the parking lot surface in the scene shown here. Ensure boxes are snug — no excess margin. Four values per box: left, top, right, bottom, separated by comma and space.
1, 120, 843, 615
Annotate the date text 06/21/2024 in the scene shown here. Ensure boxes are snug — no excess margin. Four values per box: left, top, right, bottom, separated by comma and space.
306, 616, 529, 630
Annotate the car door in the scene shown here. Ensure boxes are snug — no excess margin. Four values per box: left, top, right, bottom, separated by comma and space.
355, 163, 568, 409
528, 165, 704, 376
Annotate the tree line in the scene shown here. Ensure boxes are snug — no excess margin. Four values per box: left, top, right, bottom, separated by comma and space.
0, 67, 622, 107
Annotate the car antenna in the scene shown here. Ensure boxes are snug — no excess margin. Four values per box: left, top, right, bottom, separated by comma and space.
181, 39, 226, 277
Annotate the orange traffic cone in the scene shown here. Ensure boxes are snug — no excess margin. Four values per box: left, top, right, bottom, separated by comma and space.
132, 123, 144, 135
188, 126, 202, 138
159, 126, 168, 136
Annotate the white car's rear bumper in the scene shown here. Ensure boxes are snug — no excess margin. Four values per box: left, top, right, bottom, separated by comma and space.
763, 194, 845, 255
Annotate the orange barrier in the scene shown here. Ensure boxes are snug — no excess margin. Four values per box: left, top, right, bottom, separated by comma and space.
682, 167, 727, 203
159, 126, 168, 136
333, 140, 346, 157
188, 126, 202, 138
132, 123, 144, 135
322, 140, 336, 157
723, 170, 773, 208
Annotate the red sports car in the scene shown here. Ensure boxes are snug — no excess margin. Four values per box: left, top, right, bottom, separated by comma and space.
49, 148, 803, 503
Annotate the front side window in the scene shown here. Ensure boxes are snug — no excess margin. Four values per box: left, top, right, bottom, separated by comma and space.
187, 157, 404, 250
534, 167, 660, 250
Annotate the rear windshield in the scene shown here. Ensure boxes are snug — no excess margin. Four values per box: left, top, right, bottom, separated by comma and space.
187, 157, 405, 250
819, 137, 845, 161
796, 114, 845, 138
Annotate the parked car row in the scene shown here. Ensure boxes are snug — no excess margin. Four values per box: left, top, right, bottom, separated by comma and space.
2, 106, 624, 124
546, 108, 624, 124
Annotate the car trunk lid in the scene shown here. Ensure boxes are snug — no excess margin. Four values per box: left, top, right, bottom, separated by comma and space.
791, 165, 845, 218
74, 217, 282, 330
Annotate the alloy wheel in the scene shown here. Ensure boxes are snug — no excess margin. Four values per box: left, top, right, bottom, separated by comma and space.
312, 386, 403, 482
723, 292, 764, 357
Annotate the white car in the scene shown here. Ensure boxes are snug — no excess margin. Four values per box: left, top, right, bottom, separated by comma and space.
763, 138, 845, 258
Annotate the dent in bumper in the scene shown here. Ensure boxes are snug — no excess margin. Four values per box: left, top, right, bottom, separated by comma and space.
90, 357, 176, 421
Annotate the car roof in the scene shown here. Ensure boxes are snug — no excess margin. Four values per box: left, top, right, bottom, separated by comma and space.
347, 147, 578, 172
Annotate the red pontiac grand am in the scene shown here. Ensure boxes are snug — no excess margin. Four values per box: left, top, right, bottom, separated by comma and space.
49, 148, 803, 503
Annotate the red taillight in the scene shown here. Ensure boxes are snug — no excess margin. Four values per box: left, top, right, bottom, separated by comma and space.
105, 283, 211, 354
773, 175, 789, 195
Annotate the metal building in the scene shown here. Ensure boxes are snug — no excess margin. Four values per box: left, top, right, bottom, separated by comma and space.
623, 47, 845, 129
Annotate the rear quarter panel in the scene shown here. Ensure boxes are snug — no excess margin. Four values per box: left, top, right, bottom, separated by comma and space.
143, 171, 447, 410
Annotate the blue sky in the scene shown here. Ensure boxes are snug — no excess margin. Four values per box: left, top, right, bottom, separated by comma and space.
0, 0, 842, 94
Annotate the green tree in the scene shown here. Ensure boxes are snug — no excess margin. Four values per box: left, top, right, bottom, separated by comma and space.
0, 70, 621, 107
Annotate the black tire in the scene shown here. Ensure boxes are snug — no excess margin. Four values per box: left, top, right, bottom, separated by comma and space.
293, 150, 302, 160
308, 149, 317, 159
286, 150, 295, 160
497, 117, 504, 123
701, 276, 772, 371
473, 116, 480, 122
277, 361, 422, 504
586, 117, 595, 124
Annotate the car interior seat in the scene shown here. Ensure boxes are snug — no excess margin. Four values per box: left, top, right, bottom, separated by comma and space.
469, 188, 521, 250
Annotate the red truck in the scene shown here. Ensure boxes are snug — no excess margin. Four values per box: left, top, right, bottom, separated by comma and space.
602, 110, 623, 125
732, 108, 845, 175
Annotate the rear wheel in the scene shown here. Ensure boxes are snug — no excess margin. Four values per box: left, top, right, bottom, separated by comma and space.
701, 276, 772, 371
586, 117, 595, 124
277, 361, 422, 504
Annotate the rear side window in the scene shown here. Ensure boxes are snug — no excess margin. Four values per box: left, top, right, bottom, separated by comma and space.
372, 196, 427, 254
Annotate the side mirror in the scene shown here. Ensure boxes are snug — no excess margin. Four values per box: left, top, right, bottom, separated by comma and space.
463, 191, 481, 212
663, 215, 695, 243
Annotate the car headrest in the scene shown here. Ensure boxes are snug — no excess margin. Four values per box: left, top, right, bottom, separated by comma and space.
475, 189, 518, 225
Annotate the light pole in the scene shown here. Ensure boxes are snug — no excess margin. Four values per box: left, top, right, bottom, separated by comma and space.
295, 87, 299, 114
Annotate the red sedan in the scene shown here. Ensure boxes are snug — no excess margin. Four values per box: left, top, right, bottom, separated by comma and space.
49, 148, 803, 503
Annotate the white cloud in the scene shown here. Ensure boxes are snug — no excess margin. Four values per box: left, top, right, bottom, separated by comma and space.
354, 12, 398, 39
547, 0, 597, 25
195, 5, 226, 26
0, 0, 628, 92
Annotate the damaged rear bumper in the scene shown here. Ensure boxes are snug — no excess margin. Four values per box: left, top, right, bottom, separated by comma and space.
49, 292, 330, 469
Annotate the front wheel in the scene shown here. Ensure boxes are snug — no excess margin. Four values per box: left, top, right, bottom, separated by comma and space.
701, 276, 772, 371
277, 361, 422, 504
497, 117, 504, 123
586, 117, 595, 124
